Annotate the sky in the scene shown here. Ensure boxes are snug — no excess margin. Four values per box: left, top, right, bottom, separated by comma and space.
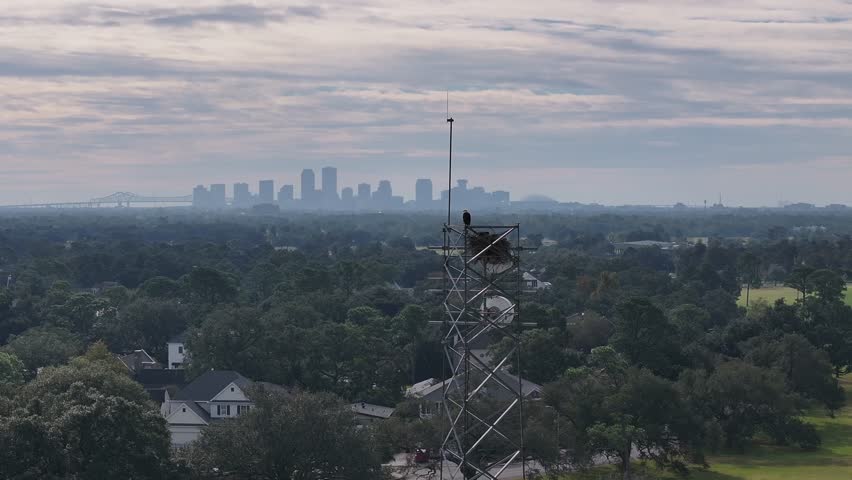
1, 0, 852, 207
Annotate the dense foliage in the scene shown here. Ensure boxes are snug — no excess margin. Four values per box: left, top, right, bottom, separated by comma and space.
1, 209, 851, 478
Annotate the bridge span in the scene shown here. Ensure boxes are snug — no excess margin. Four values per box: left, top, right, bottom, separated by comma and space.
0, 192, 193, 209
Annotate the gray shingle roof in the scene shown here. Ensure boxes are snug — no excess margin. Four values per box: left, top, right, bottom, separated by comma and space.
175, 400, 210, 424
172, 370, 251, 401
351, 402, 395, 419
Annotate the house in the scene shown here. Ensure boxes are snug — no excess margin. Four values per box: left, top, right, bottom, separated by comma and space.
162, 370, 254, 446
612, 240, 677, 255
136, 368, 186, 404
167, 332, 188, 369
408, 369, 543, 418
350, 402, 395, 424
118, 349, 162, 373
523, 272, 552, 291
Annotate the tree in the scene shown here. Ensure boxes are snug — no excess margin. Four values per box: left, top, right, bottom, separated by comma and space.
677, 361, 817, 451
785, 267, 814, 300
185, 267, 238, 305
0, 352, 25, 386
743, 334, 845, 412
0, 343, 173, 479
93, 299, 189, 361
491, 328, 582, 384
184, 389, 382, 480
136, 276, 182, 299
806, 269, 846, 304
737, 252, 761, 307
544, 347, 702, 479
610, 298, 679, 377
3, 326, 85, 374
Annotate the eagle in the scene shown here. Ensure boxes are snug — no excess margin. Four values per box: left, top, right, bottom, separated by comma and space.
462, 210, 471, 227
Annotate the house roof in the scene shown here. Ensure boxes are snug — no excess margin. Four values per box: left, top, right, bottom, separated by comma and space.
350, 402, 395, 419
411, 369, 542, 400
172, 370, 251, 401
118, 350, 161, 372
135, 368, 186, 389
168, 331, 188, 344
167, 400, 211, 425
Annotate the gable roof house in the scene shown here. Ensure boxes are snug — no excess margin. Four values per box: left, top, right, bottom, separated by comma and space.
118, 349, 162, 373
408, 370, 542, 419
162, 370, 254, 446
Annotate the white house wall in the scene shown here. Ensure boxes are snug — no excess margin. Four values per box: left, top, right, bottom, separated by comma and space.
167, 342, 186, 369
169, 425, 203, 446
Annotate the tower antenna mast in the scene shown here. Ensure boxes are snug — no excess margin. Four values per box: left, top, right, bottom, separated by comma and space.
447, 90, 454, 225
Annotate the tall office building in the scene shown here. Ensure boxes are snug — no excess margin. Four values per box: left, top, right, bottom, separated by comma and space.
301, 169, 316, 203
493, 190, 510, 204
258, 180, 274, 204
374, 180, 392, 199
193, 185, 209, 208
279, 185, 294, 202
321, 167, 338, 201
233, 183, 251, 207
210, 184, 226, 208
357, 183, 371, 201
415, 179, 433, 206
341, 187, 354, 204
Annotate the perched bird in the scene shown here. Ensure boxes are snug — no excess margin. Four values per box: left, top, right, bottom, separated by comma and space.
462, 210, 471, 227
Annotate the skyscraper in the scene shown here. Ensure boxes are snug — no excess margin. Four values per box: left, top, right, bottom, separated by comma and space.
233, 183, 251, 207
341, 187, 354, 205
301, 169, 315, 204
192, 185, 209, 208
279, 184, 294, 203
210, 184, 226, 208
415, 179, 433, 207
258, 180, 274, 204
357, 183, 371, 201
321, 167, 338, 201
375, 180, 392, 199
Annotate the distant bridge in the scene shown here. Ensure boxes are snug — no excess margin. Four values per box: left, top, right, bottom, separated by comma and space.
0, 192, 193, 209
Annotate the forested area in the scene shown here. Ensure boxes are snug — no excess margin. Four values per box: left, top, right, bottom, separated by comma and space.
1, 209, 851, 479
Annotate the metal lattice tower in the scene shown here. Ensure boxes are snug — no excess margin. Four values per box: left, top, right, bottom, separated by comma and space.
440, 223, 526, 480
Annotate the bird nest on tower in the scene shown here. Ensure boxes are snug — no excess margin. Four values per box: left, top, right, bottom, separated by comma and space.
467, 231, 513, 265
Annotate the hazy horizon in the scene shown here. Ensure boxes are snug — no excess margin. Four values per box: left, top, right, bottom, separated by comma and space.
2, 1, 852, 207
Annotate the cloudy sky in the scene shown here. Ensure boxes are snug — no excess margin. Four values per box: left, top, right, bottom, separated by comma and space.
2, 0, 852, 206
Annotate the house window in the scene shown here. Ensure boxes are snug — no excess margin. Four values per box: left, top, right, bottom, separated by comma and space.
178, 346, 183, 354
230, 387, 235, 392
182, 407, 186, 413
217, 405, 231, 416
238, 405, 250, 415
435, 402, 441, 414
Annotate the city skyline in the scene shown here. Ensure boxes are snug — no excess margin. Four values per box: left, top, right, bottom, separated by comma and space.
192, 167, 512, 210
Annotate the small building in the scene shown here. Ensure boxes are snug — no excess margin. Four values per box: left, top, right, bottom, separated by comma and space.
523, 272, 552, 291
350, 402, 395, 424
118, 349, 162, 373
162, 370, 254, 446
612, 240, 676, 255
408, 370, 543, 418
167, 332, 187, 370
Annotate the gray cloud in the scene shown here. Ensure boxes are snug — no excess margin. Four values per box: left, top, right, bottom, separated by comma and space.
148, 4, 284, 27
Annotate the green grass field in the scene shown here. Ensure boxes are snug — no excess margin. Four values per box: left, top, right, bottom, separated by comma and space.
738, 286, 852, 307
561, 376, 852, 480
